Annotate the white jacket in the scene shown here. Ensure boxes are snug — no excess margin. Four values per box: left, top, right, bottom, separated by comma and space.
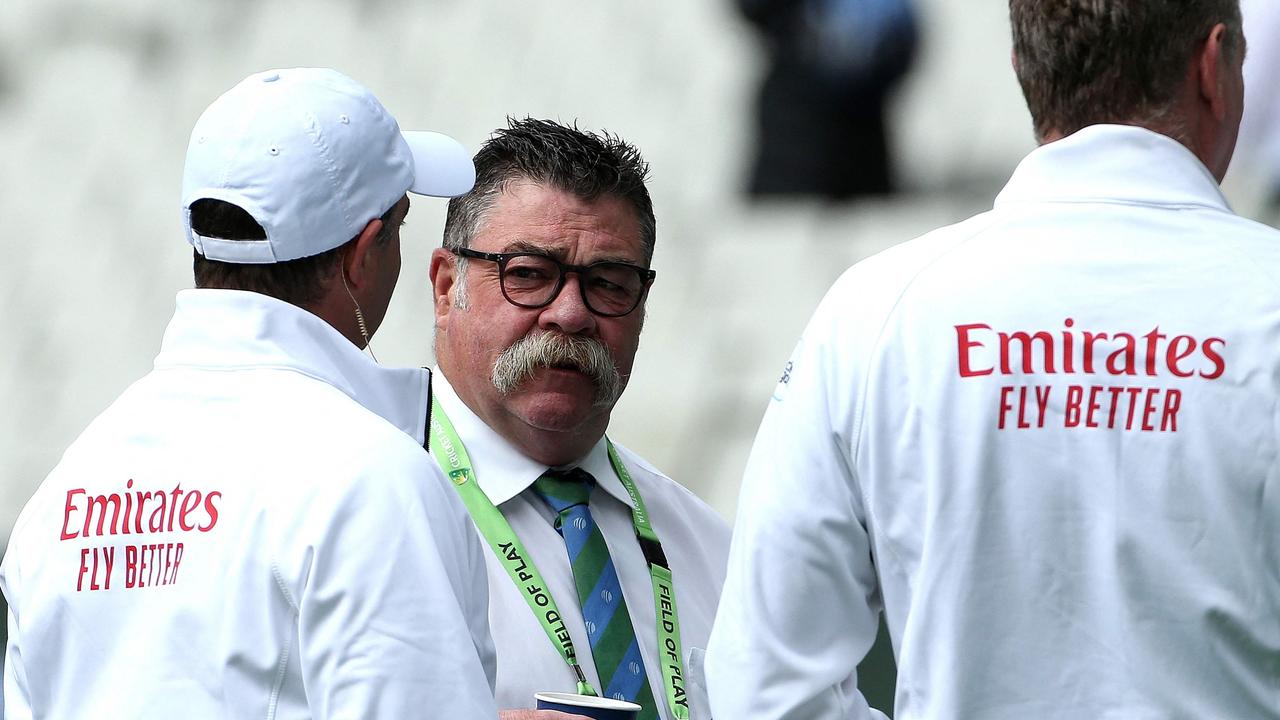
1, 290, 497, 719
708, 125, 1280, 719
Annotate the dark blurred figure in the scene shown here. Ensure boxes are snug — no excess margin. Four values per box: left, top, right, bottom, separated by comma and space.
739, 0, 919, 199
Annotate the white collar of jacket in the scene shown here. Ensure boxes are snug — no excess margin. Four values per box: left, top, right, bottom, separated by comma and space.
155, 289, 430, 444
994, 124, 1232, 212
431, 368, 635, 509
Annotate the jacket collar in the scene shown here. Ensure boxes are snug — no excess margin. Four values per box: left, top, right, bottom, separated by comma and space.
994, 124, 1231, 213
155, 289, 430, 444
431, 369, 634, 509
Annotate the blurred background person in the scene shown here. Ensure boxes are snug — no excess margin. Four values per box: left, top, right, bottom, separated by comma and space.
737, 0, 920, 199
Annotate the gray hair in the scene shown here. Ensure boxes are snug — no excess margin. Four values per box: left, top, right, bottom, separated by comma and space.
491, 331, 623, 407
441, 118, 656, 307
1010, 0, 1243, 141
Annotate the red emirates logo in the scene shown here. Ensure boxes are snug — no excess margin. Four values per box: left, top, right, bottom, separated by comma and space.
955, 319, 1226, 432
59, 479, 222, 593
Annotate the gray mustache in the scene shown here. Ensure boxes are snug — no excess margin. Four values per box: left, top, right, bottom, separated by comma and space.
491, 332, 622, 407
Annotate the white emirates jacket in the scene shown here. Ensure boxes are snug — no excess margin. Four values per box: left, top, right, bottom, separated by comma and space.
707, 125, 1280, 719
1, 290, 497, 719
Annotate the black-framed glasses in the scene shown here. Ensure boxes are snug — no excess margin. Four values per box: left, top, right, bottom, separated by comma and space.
451, 247, 655, 317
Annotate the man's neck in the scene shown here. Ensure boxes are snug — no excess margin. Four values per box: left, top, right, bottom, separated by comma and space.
491, 417, 604, 467
309, 288, 369, 349
1039, 116, 1225, 184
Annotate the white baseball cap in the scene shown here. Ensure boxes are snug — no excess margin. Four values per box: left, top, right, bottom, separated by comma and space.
182, 67, 475, 263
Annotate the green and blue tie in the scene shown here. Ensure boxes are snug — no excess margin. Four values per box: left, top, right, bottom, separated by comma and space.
533, 468, 658, 720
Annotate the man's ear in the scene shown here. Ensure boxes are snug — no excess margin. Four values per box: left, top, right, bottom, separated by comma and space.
342, 217, 385, 290
1197, 22, 1232, 122
429, 247, 458, 325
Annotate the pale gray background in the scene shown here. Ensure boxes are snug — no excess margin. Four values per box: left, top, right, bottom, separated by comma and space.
2, 0, 1272, 545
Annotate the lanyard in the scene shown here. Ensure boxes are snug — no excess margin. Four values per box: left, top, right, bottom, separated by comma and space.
429, 397, 690, 719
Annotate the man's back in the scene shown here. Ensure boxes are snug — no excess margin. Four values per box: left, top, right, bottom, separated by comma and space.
713, 125, 1280, 718
2, 293, 495, 719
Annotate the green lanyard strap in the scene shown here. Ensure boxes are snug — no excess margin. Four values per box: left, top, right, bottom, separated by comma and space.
429, 397, 689, 719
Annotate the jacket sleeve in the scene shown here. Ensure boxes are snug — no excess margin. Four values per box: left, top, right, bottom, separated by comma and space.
706, 284, 888, 720
2, 551, 32, 720
291, 447, 497, 719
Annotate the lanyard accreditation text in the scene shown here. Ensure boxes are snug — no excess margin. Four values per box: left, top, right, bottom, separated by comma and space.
428, 397, 690, 719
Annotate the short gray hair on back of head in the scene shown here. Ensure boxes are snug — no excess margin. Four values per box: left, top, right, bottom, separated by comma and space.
442, 118, 656, 261
1010, 0, 1243, 142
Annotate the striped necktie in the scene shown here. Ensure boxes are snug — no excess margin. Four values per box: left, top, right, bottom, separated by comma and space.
533, 468, 658, 719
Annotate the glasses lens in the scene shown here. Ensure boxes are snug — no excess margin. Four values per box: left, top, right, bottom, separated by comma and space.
500, 254, 561, 307
584, 263, 645, 316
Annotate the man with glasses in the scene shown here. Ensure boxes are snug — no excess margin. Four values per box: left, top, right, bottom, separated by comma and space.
426, 119, 729, 720
708, 1, 1279, 718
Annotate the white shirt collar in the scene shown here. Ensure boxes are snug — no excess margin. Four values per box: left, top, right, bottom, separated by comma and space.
155, 289, 430, 443
994, 124, 1231, 212
431, 368, 635, 509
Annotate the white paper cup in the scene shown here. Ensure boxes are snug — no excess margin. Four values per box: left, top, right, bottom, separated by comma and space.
534, 691, 642, 719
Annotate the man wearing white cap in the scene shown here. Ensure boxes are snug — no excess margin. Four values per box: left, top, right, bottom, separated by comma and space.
0, 68, 499, 718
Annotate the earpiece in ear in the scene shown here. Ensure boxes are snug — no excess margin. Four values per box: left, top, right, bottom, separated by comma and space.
341, 261, 378, 362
